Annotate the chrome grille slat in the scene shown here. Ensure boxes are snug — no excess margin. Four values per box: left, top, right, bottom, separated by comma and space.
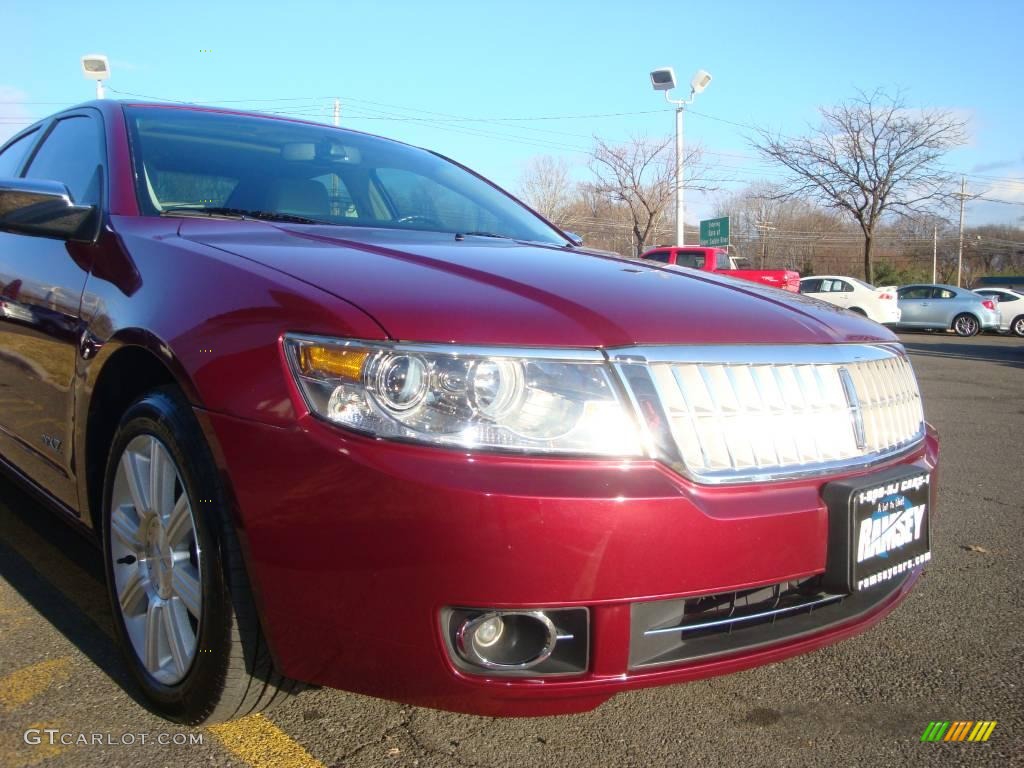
641, 345, 925, 483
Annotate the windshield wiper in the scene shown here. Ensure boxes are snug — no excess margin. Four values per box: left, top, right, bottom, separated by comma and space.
454, 231, 514, 241
160, 206, 329, 225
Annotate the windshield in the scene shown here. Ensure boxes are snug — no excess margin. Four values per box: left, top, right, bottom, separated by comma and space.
124, 106, 568, 245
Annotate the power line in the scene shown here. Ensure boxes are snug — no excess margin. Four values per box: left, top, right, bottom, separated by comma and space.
6, 89, 1024, 198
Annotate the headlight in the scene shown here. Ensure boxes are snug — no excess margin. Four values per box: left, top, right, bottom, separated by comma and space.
284, 335, 642, 457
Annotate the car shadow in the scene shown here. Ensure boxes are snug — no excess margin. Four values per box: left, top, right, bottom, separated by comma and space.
0, 472, 290, 719
898, 334, 1024, 370
0, 474, 154, 710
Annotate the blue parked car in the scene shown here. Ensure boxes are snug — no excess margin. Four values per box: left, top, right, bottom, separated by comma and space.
895, 284, 1000, 337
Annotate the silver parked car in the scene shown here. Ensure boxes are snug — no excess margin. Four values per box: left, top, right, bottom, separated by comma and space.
972, 287, 1024, 337
895, 284, 1000, 337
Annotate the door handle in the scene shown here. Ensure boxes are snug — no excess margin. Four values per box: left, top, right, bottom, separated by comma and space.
79, 330, 104, 360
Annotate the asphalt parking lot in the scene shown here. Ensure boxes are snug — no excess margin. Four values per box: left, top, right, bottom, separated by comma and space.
0, 331, 1021, 768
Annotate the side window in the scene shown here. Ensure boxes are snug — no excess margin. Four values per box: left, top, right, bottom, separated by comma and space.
644, 251, 671, 264
934, 289, 956, 299
999, 293, 1019, 303
674, 251, 706, 269
899, 287, 930, 299
24, 115, 103, 206
715, 251, 730, 269
0, 129, 40, 177
819, 279, 836, 292
836, 280, 853, 292
800, 279, 822, 294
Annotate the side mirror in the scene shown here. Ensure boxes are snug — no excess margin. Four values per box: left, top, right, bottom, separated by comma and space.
564, 231, 583, 247
0, 178, 99, 242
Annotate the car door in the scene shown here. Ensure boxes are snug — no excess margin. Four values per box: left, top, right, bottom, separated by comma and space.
825, 279, 853, 309
896, 286, 932, 326
0, 111, 105, 511
927, 287, 958, 327
800, 278, 843, 309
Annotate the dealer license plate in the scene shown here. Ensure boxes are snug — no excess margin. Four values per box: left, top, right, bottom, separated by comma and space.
823, 467, 932, 592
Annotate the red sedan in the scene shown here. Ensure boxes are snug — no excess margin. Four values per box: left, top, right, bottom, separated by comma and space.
0, 101, 937, 724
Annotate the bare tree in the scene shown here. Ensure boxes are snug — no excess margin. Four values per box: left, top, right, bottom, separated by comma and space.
588, 135, 705, 257
516, 155, 578, 226
751, 89, 968, 282
715, 181, 846, 269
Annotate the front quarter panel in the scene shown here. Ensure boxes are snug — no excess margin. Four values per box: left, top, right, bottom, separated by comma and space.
81, 217, 390, 422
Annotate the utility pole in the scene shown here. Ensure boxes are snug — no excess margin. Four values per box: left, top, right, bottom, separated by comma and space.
755, 220, 776, 269
932, 224, 938, 284
956, 175, 966, 287
331, 98, 342, 217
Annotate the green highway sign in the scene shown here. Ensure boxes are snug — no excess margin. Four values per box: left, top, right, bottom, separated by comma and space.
699, 216, 730, 247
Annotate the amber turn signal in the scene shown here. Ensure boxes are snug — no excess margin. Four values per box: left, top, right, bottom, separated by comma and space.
298, 345, 368, 381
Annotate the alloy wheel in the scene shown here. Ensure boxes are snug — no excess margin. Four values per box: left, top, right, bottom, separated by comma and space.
1012, 317, 1024, 337
954, 315, 979, 336
109, 434, 203, 685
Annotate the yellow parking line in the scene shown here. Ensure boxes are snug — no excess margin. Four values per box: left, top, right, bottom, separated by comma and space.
208, 714, 325, 768
1, 495, 322, 768
0, 658, 72, 713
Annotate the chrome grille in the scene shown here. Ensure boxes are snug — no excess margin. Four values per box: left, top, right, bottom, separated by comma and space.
614, 345, 925, 483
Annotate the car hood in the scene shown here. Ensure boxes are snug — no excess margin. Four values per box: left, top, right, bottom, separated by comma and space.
180, 221, 897, 348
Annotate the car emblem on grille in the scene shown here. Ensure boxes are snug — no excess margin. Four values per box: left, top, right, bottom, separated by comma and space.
838, 367, 867, 450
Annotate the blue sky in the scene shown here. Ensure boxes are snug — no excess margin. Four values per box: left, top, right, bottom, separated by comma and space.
4, 0, 1023, 226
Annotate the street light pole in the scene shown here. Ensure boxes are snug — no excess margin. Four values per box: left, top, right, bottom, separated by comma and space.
650, 67, 711, 248
675, 104, 685, 246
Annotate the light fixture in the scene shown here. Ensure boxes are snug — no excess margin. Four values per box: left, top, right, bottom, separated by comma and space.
649, 67, 676, 92
81, 54, 110, 99
690, 69, 712, 94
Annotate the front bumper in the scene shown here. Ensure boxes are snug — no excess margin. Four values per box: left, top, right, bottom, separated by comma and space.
201, 409, 939, 716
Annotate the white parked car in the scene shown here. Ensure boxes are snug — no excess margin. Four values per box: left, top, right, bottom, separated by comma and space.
972, 287, 1024, 336
798, 276, 901, 325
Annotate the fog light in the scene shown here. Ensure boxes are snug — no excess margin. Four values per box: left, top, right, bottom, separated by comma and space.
442, 606, 590, 677
473, 615, 504, 647
456, 611, 557, 670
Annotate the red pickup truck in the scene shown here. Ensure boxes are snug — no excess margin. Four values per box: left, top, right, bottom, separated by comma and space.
641, 246, 800, 292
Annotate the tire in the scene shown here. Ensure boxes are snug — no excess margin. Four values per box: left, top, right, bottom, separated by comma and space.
101, 386, 299, 724
1011, 316, 1024, 338
952, 313, 980, 337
